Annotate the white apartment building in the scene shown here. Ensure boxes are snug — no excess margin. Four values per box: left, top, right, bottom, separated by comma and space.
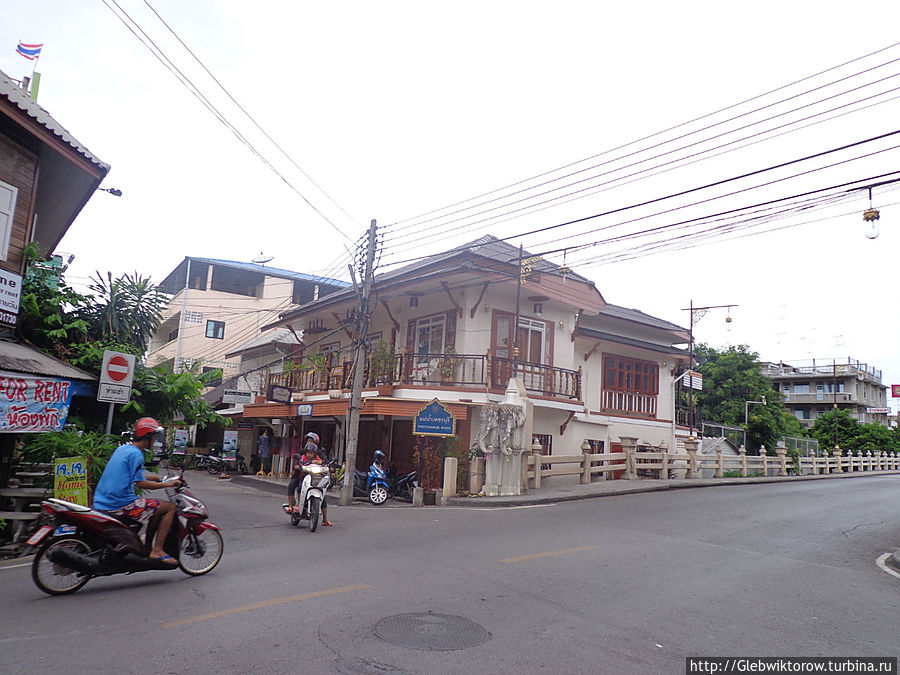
146, 257, 347, 381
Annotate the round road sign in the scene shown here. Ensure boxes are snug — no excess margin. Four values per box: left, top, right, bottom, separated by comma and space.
106, 355, 130, 382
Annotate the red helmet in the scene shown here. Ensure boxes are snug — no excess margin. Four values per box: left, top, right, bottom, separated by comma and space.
134, 417, 163, 439
305, 432, 320, 444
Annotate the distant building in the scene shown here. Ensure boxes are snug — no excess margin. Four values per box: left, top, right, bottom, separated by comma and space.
146, 257, 348, 381
761, 358, 889, 428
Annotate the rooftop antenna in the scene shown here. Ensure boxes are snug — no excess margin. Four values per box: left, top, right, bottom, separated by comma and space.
251, 252, 274, 265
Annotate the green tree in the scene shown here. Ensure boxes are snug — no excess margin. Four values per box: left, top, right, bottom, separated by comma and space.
82, 271, 168, 352
694, 344, 802, 452
123, 362, 229, 430
810, 409, 898, 455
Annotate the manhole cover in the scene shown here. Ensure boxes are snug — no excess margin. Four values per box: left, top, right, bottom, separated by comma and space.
375, 613, 490, 651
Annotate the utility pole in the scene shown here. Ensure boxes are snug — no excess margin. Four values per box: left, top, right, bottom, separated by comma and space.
340, 219, 378, 506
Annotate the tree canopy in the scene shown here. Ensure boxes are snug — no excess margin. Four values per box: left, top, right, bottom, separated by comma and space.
693, 344, 805, 452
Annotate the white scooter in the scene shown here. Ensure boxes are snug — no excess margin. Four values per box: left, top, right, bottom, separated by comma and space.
284, 463, 331, 532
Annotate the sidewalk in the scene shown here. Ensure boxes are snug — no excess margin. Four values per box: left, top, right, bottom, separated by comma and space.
229, 470, 900, 507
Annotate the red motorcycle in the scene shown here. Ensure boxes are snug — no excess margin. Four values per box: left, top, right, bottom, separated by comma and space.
27, 475, 223, 595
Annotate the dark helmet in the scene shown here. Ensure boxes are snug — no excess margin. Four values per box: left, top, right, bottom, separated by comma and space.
134, 417, 163, 440
305, 432, 320, 444
374, 450, 386, 460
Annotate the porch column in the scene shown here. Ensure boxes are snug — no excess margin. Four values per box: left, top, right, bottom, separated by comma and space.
684, 437, 698, 479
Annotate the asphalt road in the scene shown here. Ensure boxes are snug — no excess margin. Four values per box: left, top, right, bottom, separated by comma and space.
2, 472, 899, 674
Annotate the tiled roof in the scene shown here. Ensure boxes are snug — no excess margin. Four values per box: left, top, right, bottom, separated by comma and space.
598, 304, 688, 334
0, 69, 110, 172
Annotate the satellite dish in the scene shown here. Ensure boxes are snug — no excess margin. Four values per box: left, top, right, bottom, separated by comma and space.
251, 252, 274, 264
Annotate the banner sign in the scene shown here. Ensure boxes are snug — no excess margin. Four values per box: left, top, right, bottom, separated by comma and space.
297, 403, 313, 416
172, 429, 188, 455
866, 407, 890, 414
891, 385, 900, 398
54, 456, 89, 506
0, 269, 22, 327
413, 398, 455, 437
0, 375, 73, 432
222, 430, 238, 460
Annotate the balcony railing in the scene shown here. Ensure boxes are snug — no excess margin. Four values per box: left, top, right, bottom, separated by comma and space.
601, 390, 657, 417
267, 352, 582, 401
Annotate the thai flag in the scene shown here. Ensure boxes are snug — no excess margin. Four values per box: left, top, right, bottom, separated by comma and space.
16, 42, 43, 60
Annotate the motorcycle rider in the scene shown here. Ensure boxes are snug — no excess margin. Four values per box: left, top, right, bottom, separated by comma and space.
92, 417, 183, 565
287, 432, 333, 526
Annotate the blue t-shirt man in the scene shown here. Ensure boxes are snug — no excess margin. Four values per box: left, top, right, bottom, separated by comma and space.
93, 443, 146, 510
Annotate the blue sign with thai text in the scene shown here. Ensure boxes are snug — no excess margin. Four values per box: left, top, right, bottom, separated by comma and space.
413, 399, 455, 437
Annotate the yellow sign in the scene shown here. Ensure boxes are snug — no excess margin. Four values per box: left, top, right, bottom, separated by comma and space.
54, 456, 90, 506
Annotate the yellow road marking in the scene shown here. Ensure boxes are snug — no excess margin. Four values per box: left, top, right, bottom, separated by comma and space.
500, 545, 597, 564
161, 583, 371, 628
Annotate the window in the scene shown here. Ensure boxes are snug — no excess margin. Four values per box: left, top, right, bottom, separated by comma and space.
0, 179, 18, 261
816, 384, 824, 401
793, 382, 810, 394
794, 408, 811, 420
532, 434, 553, 455
205, 320, 225, 339
415, 314, 446, 365
782, 383, 790, 393
167, 327, 179, 343
601, 354, 659, 417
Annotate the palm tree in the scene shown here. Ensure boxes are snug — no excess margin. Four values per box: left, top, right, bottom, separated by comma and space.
84, 272, 169, 351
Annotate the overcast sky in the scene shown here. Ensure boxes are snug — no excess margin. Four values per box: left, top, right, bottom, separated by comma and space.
3, 1, 900, 406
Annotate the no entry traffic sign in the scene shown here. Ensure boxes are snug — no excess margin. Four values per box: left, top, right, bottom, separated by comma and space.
106, 355, 130, 382
98, 351, 135, 404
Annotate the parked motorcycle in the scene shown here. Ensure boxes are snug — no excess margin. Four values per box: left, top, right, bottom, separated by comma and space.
28, 474, 223, 595
283, 462, 331, 532
388, 463, 418, 502
204, 448, 249, 475
353, 467, 392, 505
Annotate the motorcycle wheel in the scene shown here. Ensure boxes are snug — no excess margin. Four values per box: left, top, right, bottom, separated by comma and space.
290, 514, 300, 526
369, 484, 389, 505
32, 535, 93, 595
308, 497, 320, 532
178, 528, 224, 576
238, 460, 249, 475
207, 464, 221, 475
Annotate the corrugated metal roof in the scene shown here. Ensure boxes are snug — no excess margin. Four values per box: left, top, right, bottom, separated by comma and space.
186, 257, 349, 287
0, 69, 110, 172
0, 339, 97, 380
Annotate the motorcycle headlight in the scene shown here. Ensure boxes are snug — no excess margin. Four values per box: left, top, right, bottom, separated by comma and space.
305, 465, 326, 475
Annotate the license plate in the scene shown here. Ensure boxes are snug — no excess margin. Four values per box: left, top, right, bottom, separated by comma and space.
54, 525, 77, 535
26, 525, 52, 546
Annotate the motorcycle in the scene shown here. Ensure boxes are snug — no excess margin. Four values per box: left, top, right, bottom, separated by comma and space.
204, 448, 249, 475
353, 465, 393, 505
388, 463, 418, 502
28, 474, 223, 596
283, 462, 331, 532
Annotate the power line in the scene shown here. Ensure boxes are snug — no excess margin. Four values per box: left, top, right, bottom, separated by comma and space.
102, 0, 357, 244
384, 74, 900, 253
383, 40, 900, 232
141, 0, 362, 233
379, 130, 900, 269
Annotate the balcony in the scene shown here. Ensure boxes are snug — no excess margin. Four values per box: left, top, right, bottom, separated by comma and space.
783, 392, 855, 404
266, 352, 582, 401
602, 390, 658, 418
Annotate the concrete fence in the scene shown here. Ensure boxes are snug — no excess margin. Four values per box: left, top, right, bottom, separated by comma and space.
525, 437, 900, 488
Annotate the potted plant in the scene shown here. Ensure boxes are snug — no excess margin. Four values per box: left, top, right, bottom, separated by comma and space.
369, 339, 396, 394
302, 352, 329, 390
438, 346, 458, 382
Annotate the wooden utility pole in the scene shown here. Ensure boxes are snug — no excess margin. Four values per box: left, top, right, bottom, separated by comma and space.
340, 219, 378, 506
